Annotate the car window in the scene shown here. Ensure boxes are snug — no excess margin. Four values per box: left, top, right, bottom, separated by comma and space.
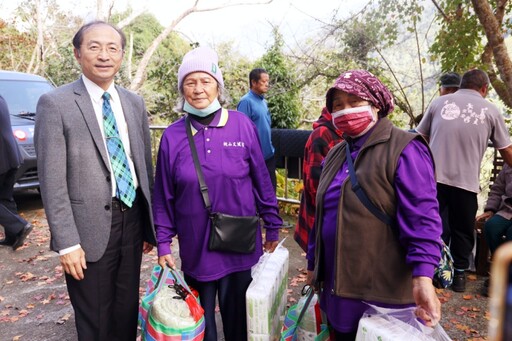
0, 80, 53, 115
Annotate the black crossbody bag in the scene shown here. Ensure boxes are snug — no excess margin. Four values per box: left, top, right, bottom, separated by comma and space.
185, 115, 258, 254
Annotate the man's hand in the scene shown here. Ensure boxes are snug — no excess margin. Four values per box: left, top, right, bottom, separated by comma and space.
60, 247, 87, 281
264, 240, 278, 253
143, 242, 153, 254
158, 254, 175, 269
412, 276, 441, 327
476, 211, 494, 222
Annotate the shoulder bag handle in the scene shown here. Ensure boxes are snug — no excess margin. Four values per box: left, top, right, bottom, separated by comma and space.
345, 142, 393, 226
185, 115, 212, 211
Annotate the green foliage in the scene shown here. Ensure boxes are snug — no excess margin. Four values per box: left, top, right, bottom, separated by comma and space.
216, 41, 253, 107
429, 1, 484, 72
257, 28, 301, 129
366, 0, 424, 48
276, 169, 300, 216
44, 44, 81, 86
0, 19, 36, 71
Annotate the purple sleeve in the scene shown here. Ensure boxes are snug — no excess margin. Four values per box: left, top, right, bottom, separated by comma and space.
306, 226, 316, 271
152, 132, 177, 256
395, 139, 442, 278
485, 166, 507, 212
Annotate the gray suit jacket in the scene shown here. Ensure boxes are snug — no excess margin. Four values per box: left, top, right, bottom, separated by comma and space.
35, 78, 156, 262
0, 95, 22, 175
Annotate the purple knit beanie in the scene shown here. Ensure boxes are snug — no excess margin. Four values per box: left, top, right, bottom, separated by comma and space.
177, 46, 224, 91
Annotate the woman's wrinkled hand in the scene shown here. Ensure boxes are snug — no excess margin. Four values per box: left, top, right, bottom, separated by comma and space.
264, 240, 278, 253
158, 254, 176, 269
412, 276, 441, 327
306, 270, 314, 286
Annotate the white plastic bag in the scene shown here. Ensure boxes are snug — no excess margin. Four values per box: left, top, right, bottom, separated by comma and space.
295, 286, 320, 339
355, 305, 452, 341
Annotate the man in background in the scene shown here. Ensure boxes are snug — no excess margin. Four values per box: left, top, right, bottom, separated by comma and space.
237, 68, 276, 190
35, 21, 155, 340
0, 95, 32, 250
439, 72, 461, 96
417, 69, 512, 293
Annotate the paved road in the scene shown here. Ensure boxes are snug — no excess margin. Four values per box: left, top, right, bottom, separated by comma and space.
0, 190, 491, 340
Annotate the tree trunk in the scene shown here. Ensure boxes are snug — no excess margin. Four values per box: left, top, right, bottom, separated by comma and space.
127, 32, 133, 80
96, 0, 106, 21
471, 0, 512, 102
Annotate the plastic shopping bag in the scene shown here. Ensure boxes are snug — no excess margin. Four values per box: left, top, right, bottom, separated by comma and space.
280, 285, 330, 341
139, 265, 205, 341
355, 305, 451, 341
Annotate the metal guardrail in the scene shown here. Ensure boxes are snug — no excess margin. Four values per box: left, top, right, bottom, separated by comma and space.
149, 125, 302, 205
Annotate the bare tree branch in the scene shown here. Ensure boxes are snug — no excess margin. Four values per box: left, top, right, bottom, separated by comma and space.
374, 46, 415, 124
413, 18, 425, 115
430, 0, 450, 21
117, 8, 146, 29
129, 0, 274, 91
193, 0, 273, 13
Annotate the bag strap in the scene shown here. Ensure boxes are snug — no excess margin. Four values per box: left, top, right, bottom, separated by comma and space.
154, 265, 171, 293
345, 142, 393, 226
185, 115, 212, 212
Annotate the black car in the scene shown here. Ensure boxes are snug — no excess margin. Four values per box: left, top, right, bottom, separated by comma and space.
0, 70, 54, 190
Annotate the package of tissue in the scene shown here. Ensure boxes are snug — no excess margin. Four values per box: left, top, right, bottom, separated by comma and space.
355, 306, 452, 341
246, 244, 289, 341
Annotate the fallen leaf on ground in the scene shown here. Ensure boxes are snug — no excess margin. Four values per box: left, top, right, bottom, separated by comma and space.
18, 272, 36, 282
467, 274, 477, 281
56, 313, 71, 325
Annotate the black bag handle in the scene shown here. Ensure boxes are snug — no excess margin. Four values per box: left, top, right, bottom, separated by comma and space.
295, 285, 316, 327
185, 115, 212, 212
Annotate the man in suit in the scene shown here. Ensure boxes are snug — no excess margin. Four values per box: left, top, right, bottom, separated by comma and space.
35, 21, 156, 340
0, 95, 32, 250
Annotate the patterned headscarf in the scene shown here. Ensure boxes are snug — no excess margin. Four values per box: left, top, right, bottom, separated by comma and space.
326, 70, 394, 117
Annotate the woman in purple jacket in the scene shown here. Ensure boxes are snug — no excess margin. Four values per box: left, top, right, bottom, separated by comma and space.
307, 70, 442, 340
152, 47, 282, 341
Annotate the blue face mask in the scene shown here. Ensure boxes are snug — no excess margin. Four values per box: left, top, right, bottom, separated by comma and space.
184, 99, 221, 117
